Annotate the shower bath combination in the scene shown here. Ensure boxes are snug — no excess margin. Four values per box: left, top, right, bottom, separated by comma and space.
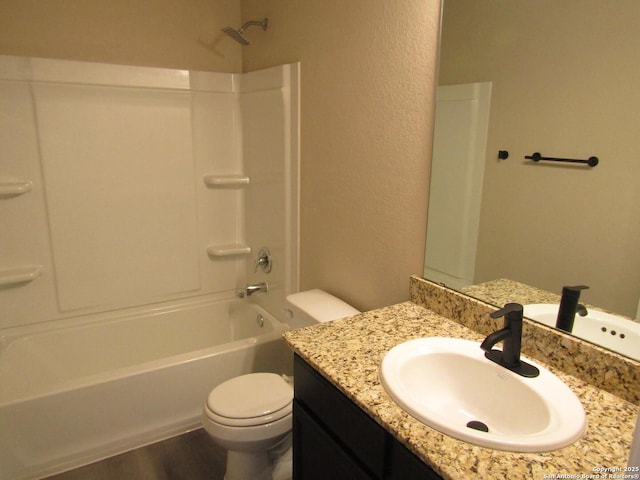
222, 18, 269, 45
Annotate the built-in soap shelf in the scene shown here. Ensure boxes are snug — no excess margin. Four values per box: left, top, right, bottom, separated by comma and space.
0, 180, 33, 197
0, 265, 43, 287
206, 244, 252, 257
203, 175, 250, 188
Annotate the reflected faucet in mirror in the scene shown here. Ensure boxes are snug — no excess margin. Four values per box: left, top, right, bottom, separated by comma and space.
556, 285, 589, 333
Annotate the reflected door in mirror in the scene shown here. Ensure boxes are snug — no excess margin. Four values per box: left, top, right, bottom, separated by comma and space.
424, 82, 491, 290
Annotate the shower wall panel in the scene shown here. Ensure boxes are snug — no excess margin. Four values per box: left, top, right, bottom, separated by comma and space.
0, 71, 60, 328
241, 64, 300, 316
33, 83, 201, 311
191, 89, 246, 294
0, 56, 280, 330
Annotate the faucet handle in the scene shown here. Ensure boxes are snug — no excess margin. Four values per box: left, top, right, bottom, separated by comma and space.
490, 303, 524, 329
490, 302, 523, 320
254, 248, 272, 273
562, 285, 589, 294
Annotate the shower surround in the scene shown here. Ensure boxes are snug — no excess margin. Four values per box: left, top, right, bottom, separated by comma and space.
0, 56, 299, 479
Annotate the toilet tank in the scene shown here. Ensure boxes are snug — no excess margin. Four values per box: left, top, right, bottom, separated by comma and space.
285, 289, 360, 329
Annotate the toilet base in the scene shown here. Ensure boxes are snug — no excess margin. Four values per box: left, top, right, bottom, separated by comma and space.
272, 446, 293, 480
225, 450, 272, 480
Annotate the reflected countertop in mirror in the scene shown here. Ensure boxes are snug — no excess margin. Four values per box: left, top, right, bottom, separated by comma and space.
462, 278, 562, 307
462, 278, 640, 361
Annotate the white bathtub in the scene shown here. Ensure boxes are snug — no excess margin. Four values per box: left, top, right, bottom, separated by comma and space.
0, 297, 292, 480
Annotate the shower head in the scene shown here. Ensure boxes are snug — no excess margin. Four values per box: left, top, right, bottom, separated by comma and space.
222, 26, 250, 45
222, 18, 269, 45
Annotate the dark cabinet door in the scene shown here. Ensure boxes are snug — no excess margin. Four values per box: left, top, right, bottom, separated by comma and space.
293, 355, 443, 480
293, 401, 374, 480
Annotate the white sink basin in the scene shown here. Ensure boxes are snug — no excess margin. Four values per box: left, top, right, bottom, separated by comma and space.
524, 304, 640, 361
380, 337, 586, 452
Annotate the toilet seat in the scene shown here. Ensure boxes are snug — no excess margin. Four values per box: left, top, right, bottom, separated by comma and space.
205, 373, 293, 427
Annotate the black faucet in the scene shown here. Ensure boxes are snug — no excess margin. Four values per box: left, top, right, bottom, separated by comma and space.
480, 303, 540, 378
556, 285, 589, 333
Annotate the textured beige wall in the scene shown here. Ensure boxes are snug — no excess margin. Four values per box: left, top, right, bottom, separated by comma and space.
0, 0, 242, 71
241, 1, 441, 310
439, 0, 640, 316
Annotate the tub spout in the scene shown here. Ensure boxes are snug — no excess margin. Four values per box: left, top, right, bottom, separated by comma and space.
237, 282, 268, 298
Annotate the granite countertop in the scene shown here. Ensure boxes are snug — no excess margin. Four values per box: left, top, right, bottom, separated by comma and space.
284, 301, 638, 480
462, 278, 562, 307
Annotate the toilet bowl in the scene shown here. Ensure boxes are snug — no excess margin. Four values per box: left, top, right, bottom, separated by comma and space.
202, 289, 360, 480
202, 372, 293, 480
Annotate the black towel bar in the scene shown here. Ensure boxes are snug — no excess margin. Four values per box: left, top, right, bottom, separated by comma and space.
525, 152, 599, 167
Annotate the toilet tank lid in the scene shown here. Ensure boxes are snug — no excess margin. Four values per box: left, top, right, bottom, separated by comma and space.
286, 289, 360, 323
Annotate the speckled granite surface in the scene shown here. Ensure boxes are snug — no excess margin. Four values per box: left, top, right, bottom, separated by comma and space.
462, 278, 561, 306
284, 277, 640, 480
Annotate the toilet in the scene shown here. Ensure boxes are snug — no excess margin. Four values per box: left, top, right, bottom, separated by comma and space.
201, 289, 360, 480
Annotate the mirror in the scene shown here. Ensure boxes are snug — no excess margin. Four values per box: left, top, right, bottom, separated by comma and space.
424, 0, 640, 357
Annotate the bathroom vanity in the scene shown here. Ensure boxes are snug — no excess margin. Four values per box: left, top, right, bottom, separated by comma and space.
293, 354, 440, 479
284, 277, 640, 479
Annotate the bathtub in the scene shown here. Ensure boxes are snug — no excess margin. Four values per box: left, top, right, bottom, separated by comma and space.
0, 297, 292, 480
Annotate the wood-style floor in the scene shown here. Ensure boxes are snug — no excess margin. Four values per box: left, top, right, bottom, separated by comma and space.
44, 429, 226, 480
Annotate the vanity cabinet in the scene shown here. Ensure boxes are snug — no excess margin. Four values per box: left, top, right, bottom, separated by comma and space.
293, 355, 442, 480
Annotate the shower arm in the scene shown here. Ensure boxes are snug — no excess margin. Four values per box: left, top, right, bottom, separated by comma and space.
239, 19, 268, 33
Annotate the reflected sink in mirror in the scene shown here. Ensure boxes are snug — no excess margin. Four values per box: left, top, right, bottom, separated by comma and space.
524, 304, 640, 362
380, 337, 586, 452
